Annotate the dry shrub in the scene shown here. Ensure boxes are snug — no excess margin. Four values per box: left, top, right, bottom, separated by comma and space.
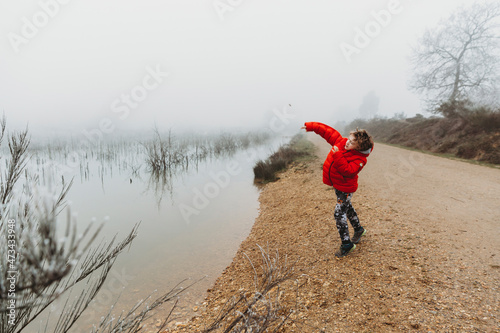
467, 108, 500, 133
203, 245, 296, 333
456, 141, 480, 159
253, 135, 311, 183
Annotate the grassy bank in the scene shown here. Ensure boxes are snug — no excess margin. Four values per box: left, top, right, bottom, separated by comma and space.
346, 111, 500, 165
253, 134, 316, 183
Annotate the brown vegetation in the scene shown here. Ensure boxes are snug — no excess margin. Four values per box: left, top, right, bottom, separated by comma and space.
347, 108, 500, 165
253, 134, 315, 183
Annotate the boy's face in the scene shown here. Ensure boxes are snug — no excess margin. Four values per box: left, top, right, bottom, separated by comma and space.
345, 135, 359, 150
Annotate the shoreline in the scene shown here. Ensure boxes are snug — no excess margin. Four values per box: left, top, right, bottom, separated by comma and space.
170, 136, 500, 332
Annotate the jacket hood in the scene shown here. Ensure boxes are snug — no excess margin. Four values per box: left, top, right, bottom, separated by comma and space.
359, 142, 374, 156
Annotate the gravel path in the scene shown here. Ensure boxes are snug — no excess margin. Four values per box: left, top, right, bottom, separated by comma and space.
170, 135, 500, 332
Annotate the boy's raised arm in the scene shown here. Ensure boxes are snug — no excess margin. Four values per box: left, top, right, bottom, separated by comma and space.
303, 122, 343, 146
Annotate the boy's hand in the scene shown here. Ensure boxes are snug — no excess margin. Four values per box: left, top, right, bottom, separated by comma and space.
301, 126, 306, 130
331, 145, 339, 153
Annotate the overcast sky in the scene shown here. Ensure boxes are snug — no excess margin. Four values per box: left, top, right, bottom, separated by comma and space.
0, 0, 487, 136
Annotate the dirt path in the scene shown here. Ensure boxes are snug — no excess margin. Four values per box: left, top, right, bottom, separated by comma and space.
171, 135, 500, 332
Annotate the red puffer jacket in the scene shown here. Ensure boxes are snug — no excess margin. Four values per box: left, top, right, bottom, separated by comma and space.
305, 122, 372, 193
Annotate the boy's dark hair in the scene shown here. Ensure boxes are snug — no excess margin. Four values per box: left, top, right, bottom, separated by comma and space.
350, 128, 373, 151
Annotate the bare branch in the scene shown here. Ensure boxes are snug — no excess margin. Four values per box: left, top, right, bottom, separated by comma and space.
203, 244, 297, 333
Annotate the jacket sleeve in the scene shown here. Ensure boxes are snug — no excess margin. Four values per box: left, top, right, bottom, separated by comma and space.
304, 122, 343, 146
332, 155, 364, 177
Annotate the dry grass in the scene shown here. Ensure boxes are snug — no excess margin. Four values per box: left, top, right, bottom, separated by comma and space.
253, 134, 315, 183
347, 110, 500, 165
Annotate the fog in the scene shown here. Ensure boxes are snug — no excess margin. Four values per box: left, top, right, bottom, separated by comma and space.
0, 0, 485, 137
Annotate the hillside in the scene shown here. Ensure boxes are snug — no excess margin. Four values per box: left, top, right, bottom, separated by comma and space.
346, 113, 500, 165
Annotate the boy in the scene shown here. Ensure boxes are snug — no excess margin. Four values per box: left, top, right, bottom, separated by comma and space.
301, 122, 374, 257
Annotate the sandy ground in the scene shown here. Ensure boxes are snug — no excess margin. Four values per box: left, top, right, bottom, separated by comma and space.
167, 134, 500, 332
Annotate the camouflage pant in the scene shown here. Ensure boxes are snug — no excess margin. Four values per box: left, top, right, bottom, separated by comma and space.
334, 189, 362, 243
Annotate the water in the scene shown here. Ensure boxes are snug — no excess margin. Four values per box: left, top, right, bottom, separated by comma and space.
23, 134, 286, 332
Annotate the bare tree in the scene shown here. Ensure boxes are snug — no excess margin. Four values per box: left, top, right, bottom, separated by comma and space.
409, 2, 500, 114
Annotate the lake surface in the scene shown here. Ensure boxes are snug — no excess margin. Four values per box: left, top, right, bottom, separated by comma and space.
24, 135, 287, 332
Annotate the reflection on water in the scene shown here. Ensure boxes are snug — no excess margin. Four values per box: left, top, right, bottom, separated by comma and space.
23, 133, 286, 331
